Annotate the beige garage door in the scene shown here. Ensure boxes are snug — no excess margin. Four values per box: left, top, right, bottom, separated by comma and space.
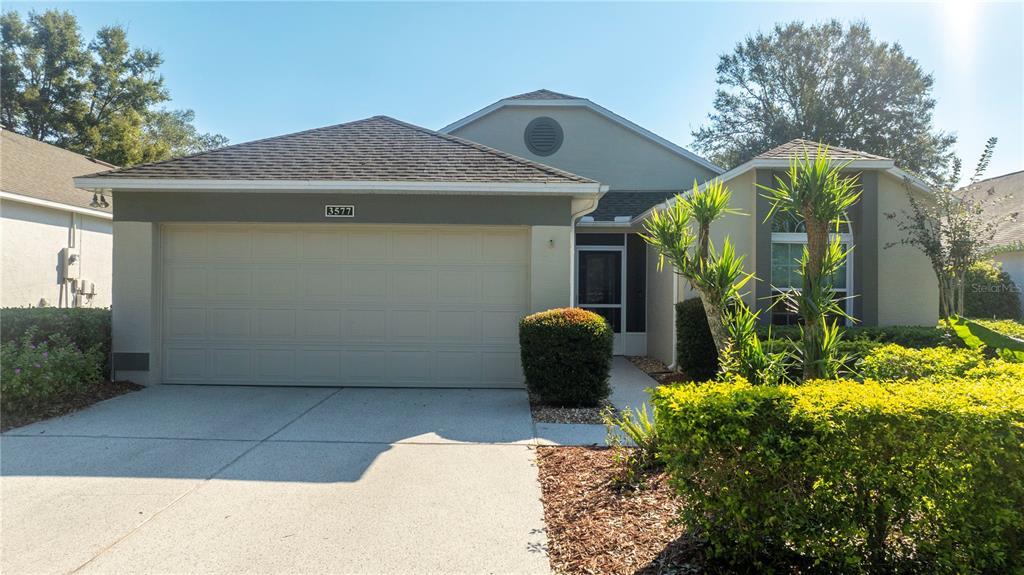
161, 224, 528, 387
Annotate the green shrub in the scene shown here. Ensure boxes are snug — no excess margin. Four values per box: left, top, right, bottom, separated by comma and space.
759, 324, 956, 349
973, 318, 1024, 340
964, 260, 1023, 320
675, 299, 718, 380
1, 307, 111, 377
653, 376, 1024, 573
519, 308, 612, 407
964, 359, 1024, 381
1, 329, 104, 417
858, 344, 985, 381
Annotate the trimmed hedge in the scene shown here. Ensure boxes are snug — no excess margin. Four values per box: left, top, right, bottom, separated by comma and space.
964, 260, 1023, 320
973, 318, 1024, 340
858, 344, 985, 381
760, 324, 956, 349
1, 308, 111, 377
675, 298, 718, 381
653, 376, 1024, 573
519, 308, 612, 407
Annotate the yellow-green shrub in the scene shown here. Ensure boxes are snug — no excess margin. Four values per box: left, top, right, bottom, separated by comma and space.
858, 344, 985, 380
653, 377, 1024, 573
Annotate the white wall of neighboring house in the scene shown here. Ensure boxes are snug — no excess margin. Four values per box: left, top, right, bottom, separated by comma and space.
994, 251, 1024, 309
1, 197, 112, 308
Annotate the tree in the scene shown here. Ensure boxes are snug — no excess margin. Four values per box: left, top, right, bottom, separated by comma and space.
760, 149, 860, 380
693, 20, 955, 181
1, 9, 226, 165
887, 138, 1017, 325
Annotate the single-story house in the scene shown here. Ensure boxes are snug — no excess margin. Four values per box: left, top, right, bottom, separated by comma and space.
970, 170, 1023, 306
75, 90, 938, 386
1, 128, 115, 308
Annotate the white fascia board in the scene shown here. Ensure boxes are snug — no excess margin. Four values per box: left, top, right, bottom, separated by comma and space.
628, 158, 901, 224
0, 190, 112, 220
439, 98, 725, 175
73, 177, 607, 197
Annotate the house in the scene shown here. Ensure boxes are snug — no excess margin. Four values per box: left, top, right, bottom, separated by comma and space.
970, 170, 1023, 305
74, 90, 938, 385
1, 128, 115, 308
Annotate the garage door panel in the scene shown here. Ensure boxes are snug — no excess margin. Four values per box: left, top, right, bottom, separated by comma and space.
210, 268, 253, 298
209, 308, 251, 338
210, 349, 252, 379
162, 224, 528, 387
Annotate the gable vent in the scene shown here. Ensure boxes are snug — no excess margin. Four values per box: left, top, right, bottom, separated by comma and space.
524, 117, 563, 156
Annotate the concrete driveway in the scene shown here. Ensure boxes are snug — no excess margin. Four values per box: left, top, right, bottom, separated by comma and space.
1, 385, 549, 574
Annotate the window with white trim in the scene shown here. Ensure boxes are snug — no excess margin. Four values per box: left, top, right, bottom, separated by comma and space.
770, 215, 853, 326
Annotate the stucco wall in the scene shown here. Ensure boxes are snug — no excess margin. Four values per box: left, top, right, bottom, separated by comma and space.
1, 199, 112, 308
646, 245, 676, 366
450, 106, 718, 191
111, 221, 157, 385
876, 172, 939, 326
993, 251, 1024, 309
530, 225, 573, 312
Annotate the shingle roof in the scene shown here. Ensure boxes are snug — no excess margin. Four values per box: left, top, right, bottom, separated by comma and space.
589, 191, 679, 222
1, 129, 114, 212
963, 170, 1024, 249
83, 116, 595, 184
506, 89, 583, 101
756, 139, 890, 162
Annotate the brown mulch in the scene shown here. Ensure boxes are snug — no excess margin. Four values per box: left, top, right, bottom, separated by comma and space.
537, 446, 704, 575
529, 392, 614, 424
627, 356, 694, 386
1, 380, 143, 432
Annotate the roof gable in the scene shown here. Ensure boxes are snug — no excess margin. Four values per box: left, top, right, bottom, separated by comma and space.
756, 139, 890, 162
440, 91, 722, 174
80, 116, 595, 186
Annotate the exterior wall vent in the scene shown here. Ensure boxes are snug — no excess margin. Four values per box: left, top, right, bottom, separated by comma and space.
524, 117, 563, 156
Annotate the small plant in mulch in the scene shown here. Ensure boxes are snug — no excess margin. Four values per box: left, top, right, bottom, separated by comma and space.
603, 404, 661, 491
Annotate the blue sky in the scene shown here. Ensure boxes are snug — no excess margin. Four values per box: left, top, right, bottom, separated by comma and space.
8, 1, 1024, 178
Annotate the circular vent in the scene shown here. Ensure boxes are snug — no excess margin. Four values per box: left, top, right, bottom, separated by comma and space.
524, 117, 563, 156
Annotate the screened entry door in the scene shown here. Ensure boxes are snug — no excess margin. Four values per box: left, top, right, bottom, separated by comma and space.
576, 248, 624, 353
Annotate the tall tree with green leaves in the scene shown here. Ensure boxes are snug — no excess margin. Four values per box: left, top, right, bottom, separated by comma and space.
1, 9, 226, 165
693, 20, 955, 181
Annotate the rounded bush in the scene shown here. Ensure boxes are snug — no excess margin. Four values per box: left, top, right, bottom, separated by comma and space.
519, 307, 612, 407
964, 260, 1022, 320
675, 298, 718, 381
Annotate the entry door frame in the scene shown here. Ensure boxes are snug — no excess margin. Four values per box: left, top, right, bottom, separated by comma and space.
573, 244, 627, 353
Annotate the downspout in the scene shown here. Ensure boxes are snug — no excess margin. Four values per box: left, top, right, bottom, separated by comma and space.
569, 186, 608, 307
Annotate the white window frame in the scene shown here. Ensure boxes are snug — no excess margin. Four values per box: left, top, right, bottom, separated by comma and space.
574, 243, 627, 334
770, 231, 855, 323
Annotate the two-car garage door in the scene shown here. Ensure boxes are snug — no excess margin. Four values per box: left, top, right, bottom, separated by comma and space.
161, 224, 528, 387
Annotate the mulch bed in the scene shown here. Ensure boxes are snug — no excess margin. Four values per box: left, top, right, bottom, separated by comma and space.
537, 446, 704, 574
1, 380, 143, 432
627, 356, 693, 385
529, 392, 614, 424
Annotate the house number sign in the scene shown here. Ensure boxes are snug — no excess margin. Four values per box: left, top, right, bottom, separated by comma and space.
325, 205, 355, 218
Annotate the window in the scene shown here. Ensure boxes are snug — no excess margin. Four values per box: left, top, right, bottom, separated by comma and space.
770, 230, 853, 326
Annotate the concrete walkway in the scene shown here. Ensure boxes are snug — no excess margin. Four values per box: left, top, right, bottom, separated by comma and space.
1, 386, 549, 575
534, 357, 659, 447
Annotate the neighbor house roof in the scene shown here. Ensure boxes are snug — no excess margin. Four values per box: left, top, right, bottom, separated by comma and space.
439, 89, 723, 174
964, 169, 1024, 250
755, 139, 890, 162
1, 129, 115, 215
77, 116, 599, 191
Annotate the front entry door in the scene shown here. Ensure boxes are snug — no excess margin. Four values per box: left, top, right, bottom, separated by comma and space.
576, 248, 624, 353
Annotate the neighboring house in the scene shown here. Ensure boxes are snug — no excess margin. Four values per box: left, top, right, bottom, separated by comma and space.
1, 128, 115, 308
75, 90, 938, 385
970, 170, 1024, 305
